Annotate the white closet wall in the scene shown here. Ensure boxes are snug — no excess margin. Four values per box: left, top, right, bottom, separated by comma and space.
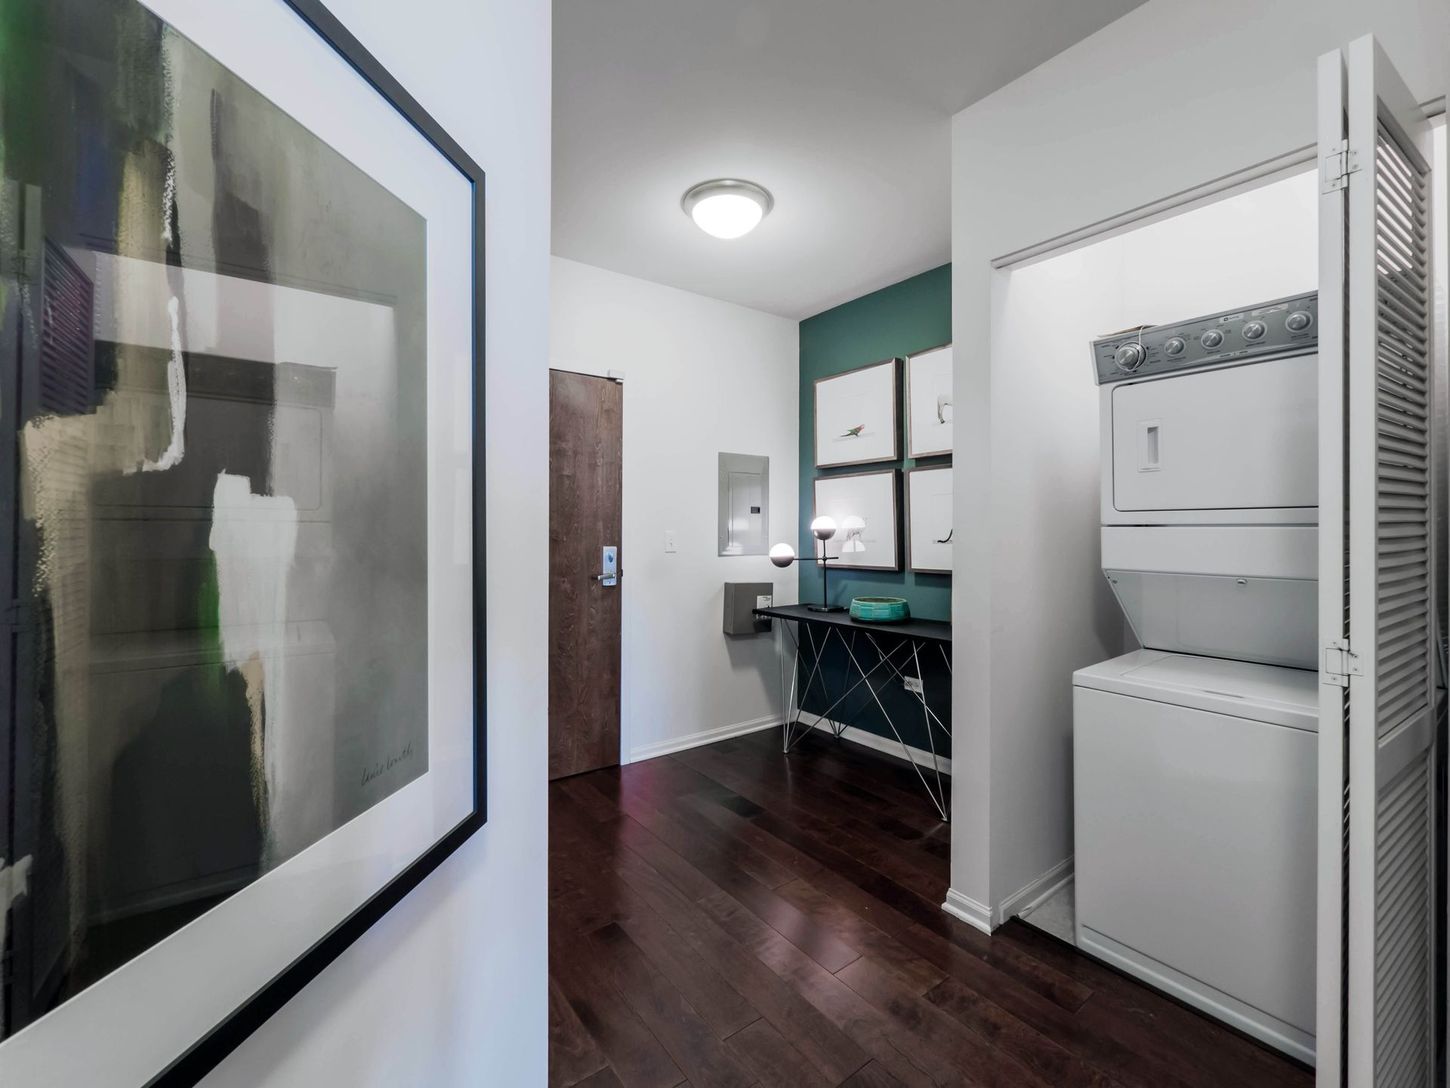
972, 172, 1318, 926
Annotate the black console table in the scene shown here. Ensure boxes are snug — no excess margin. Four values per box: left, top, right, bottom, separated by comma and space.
753, 605, 952, 821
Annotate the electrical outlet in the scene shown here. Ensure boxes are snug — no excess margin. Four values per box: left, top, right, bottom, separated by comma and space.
664, 529, 678, 554
903, 676, 924, 695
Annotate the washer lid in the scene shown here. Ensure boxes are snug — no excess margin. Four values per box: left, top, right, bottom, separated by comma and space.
1073, 650, 1319, 732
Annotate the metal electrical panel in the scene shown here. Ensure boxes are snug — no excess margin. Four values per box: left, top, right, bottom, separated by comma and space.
718, 453, 769, 556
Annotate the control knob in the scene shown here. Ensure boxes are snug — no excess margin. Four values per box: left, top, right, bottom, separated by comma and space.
1114, 342, 1147, 372
1200, 329, 1224, 350
1164, 336, 1186, 356
1242, 320, 1266, 341
1285, 310, 1314, 332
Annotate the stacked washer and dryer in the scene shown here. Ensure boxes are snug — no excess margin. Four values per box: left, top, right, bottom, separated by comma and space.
1074, 292, 1320, 1065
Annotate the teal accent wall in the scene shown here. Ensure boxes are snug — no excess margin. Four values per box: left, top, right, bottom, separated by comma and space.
798, 264, 952, 617
796, 264, 951, 758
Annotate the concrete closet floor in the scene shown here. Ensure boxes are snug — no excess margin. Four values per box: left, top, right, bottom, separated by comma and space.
548, 729, 1312, 1088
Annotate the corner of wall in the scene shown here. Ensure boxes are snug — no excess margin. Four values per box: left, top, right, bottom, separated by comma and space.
941, 887, 992, 934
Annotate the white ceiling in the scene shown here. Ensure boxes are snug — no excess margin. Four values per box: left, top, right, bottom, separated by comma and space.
552, 0, 1144, 319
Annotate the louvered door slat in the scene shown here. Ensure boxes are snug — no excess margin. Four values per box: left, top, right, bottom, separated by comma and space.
1370, 108, 1431, 735
1376, 275, 1429, 322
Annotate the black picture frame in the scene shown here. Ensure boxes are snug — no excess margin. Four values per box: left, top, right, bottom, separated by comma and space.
137, 3, 488, 1084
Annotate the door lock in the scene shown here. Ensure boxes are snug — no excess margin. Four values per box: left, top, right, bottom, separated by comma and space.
595, 546, 619, 587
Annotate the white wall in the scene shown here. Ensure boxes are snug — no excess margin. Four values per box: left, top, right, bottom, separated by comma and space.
949, 0, 1450, 925
199, 0, 551, 1083
983, 172, 1318, 921
550, 257, 800, 762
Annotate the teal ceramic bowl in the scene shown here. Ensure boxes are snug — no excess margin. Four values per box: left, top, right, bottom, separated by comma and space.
849, 596, 910, 623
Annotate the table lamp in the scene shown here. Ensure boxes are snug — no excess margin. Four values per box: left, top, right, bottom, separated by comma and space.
769, 515, 848, 612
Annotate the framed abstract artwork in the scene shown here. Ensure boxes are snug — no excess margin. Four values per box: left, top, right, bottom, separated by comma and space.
814, 470, 900, 572
0, 1, 485, 1084
907, 343, 953, 459
907, 466, 953, 574
814, 358, 899, 468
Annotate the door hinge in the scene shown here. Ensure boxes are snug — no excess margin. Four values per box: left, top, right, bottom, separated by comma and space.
1323, 641, 1362, 687
1321, 140, 1361, 194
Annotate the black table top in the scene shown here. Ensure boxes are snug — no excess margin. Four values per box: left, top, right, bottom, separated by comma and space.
754, 604, 952, 643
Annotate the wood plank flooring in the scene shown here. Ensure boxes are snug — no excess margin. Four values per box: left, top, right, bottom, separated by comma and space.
549, 728, 1313, 1088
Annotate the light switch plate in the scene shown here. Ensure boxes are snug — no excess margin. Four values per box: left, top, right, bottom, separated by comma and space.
664, 529, 678, 554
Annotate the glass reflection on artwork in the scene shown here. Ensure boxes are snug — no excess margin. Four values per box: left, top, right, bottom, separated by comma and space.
0, 0, 428, 1036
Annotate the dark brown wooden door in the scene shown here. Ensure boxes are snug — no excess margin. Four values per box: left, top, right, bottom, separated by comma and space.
549, 370, 623, 780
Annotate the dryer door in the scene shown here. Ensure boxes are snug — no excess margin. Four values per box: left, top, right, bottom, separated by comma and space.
1111, 354, 1317, 513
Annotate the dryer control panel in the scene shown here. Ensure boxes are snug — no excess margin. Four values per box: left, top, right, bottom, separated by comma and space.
1091, 292, 1318, 385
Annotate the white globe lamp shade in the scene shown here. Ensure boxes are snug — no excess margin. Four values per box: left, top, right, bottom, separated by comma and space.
769, 542, 796, 568
810, 516, 837, 541
681, 179, 774, 240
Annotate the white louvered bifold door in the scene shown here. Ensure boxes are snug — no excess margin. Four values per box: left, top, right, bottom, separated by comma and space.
1318, 34, 1439, 1088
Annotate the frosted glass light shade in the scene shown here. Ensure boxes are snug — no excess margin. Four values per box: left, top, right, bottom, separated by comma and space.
810, 516, 837, 541
681, 179, 774, 240
769, 542, 796, 567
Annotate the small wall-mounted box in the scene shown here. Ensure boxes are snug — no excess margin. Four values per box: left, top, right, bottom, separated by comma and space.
724, 582, 773, 636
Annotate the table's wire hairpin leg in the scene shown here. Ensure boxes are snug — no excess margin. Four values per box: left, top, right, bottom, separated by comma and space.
864, 633, 951, 743
910, 640, 946, 806
783, 627, 916, 753
837, 634, 950, 821
773, 612, 951, 821
780, 618, 831, 752
809, 632, 916, 726
795, 623, 832, 749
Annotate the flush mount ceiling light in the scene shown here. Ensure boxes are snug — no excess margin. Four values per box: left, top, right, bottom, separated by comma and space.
681, 178, 774, 240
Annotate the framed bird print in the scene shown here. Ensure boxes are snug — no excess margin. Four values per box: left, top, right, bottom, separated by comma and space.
814, 358, 899, 468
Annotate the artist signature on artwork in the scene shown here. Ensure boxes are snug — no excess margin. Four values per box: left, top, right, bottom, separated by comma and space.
361, 742, 415, 788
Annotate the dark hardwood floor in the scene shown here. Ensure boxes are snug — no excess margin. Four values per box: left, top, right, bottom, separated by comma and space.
549, 728, 1313, 1088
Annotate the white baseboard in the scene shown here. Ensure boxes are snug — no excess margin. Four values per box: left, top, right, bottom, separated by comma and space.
996, 856, 1074, 928
941, 888, 992, 934
627, 714, 778, 763
795, 711, 952, 776
942, 857, 1073, 935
